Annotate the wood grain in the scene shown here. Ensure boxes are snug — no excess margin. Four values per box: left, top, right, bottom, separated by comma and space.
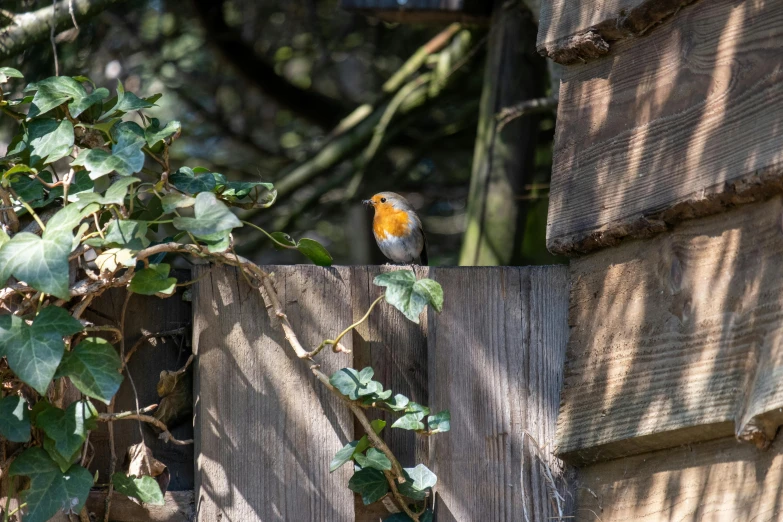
547, 0, 783, 255
192, 265, 355, 521
537, 0, 696, 64
576, 436, 783, 521
429, 266, 572, 521
558, 197, 783, 464
52, 490, 195, 521
85, 274, 194, 491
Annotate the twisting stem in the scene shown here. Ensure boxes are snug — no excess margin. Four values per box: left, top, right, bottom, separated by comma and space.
307, 294, 384, 358
8, 188, 45, 231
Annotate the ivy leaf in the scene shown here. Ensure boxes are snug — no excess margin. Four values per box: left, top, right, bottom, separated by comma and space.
405, 463, 437, 491
330, 440, 359, 473
44, 202, 99, 242
11, 174, 44, 206
111, 473, 165, 505
329, 367, 376, 400
71, 123, 146, 179
428, 410, 450, 433
46, 170, 94, 203
9, 448, 93, 522
196, 230, 231, 253
172, 192, 242, 236
405, 402, 431, 416
0, 395, 31, 442
0, 231, 72, 301
373, 272, 443, 324
354, 448, 392, 471
0, 67, 23, 83
104, 219, 150, 250
170, 166, 217, 195
130, 263, 177, 296
99, 80, 155, 119
69, 87, 110, 118
77, 177, 139, 207
145, 119, 181, 147
27, 119, 74, 166
161, 192, 195, 213
348, 467, 389, 505
354, 419, 386, 455
35, 401, 98, 471
55, 337, 123, 404
384, 394, 410, 412
0, 307, 83, 394
391, 412, 425, 431
26, 76, 87, 118
95, 248, 135, 273
297, 238, 333, 267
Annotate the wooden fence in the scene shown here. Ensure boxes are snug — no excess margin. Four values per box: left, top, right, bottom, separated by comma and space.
193, 265, 570, 521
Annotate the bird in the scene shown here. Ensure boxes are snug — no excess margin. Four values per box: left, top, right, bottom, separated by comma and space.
363, 192, 428, 265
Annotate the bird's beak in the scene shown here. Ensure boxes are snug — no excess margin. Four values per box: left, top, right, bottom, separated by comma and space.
362, 199, 373, 207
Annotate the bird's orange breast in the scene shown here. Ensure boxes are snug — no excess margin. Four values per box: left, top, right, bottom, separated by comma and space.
373, 208, 411, 240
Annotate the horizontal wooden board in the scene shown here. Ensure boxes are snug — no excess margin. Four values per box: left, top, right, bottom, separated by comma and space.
576, 436, 783, 521
547, 0, 783, 255
537, 0, 696, 64
558, 197, 783, 464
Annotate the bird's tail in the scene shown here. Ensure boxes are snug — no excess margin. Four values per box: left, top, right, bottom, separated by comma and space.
420, 238, 429, 266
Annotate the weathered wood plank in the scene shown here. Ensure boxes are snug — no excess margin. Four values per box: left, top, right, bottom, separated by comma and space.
547, 0, 783, 255
86, 274, 194, 491
576, 436, 783, 521
193, 265, 355, 521
429, 266, 571, 521
558, 197, 783, 464
537, 0, 696, 64
350, 266, 430, 470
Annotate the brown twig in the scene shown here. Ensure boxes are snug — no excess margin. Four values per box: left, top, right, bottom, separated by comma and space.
496, 97, 559, 132
97, 411, 192, 445
124, 327, 188, 364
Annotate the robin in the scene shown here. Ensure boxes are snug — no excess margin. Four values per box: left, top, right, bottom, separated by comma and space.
363, 192, 428, 265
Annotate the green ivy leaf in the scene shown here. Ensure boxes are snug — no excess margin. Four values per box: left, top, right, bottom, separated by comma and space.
95, 248, 136, 273
427, 410, 450, 433
384, 394, 410, 412
355, 419, 386, 455
11, 174, 44, 206
391, 412, 425, 431
46, 170, 94, 203
405, 463, 437, 491
35, 401, 98, 471
297, 238, 333, 267
55, 337, 123, 404
71, 122, 146, 179
69, 87, 110, 118
44, 202, 99, 241
27, 119, 74, 166
348, 467, 389, 505
104, 219, 150, 250
196, 230, 231, 253
405, 402, 430, 416
373, 272, 443, 324
145, 119, 181, 147
0, 230, 73, 301
170, 166, 217, 195
329, 367, 376, 400
0, 67, 23, 83
0, 307, 82, 394
77, 176, 139, 207
42, 435, 81, 473
354, 448, 392, 471
99, 80, 155, 119
9, 447, 93, 522
161, 193, 195, 213
2, 164, 36, 184
330, 440, 359, 473
0, 395, 31, 442
130, 263, 177, 296
111, 473, 165, 505
26, 76, 87, 118
172, 192, 242, 236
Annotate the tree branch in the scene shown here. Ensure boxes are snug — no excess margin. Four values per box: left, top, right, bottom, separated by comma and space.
191, 0, 348, 129
0, 0, 131, 60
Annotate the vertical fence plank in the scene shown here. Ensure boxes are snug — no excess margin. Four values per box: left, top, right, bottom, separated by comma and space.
429, 266, 570, 521
351, 266, 430, 521
193, 265, 355, 521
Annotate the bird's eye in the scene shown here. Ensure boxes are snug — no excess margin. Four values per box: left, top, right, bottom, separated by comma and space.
380, 198, 386, 203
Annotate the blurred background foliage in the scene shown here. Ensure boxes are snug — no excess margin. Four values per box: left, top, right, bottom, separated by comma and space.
0, 0, 561, 266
